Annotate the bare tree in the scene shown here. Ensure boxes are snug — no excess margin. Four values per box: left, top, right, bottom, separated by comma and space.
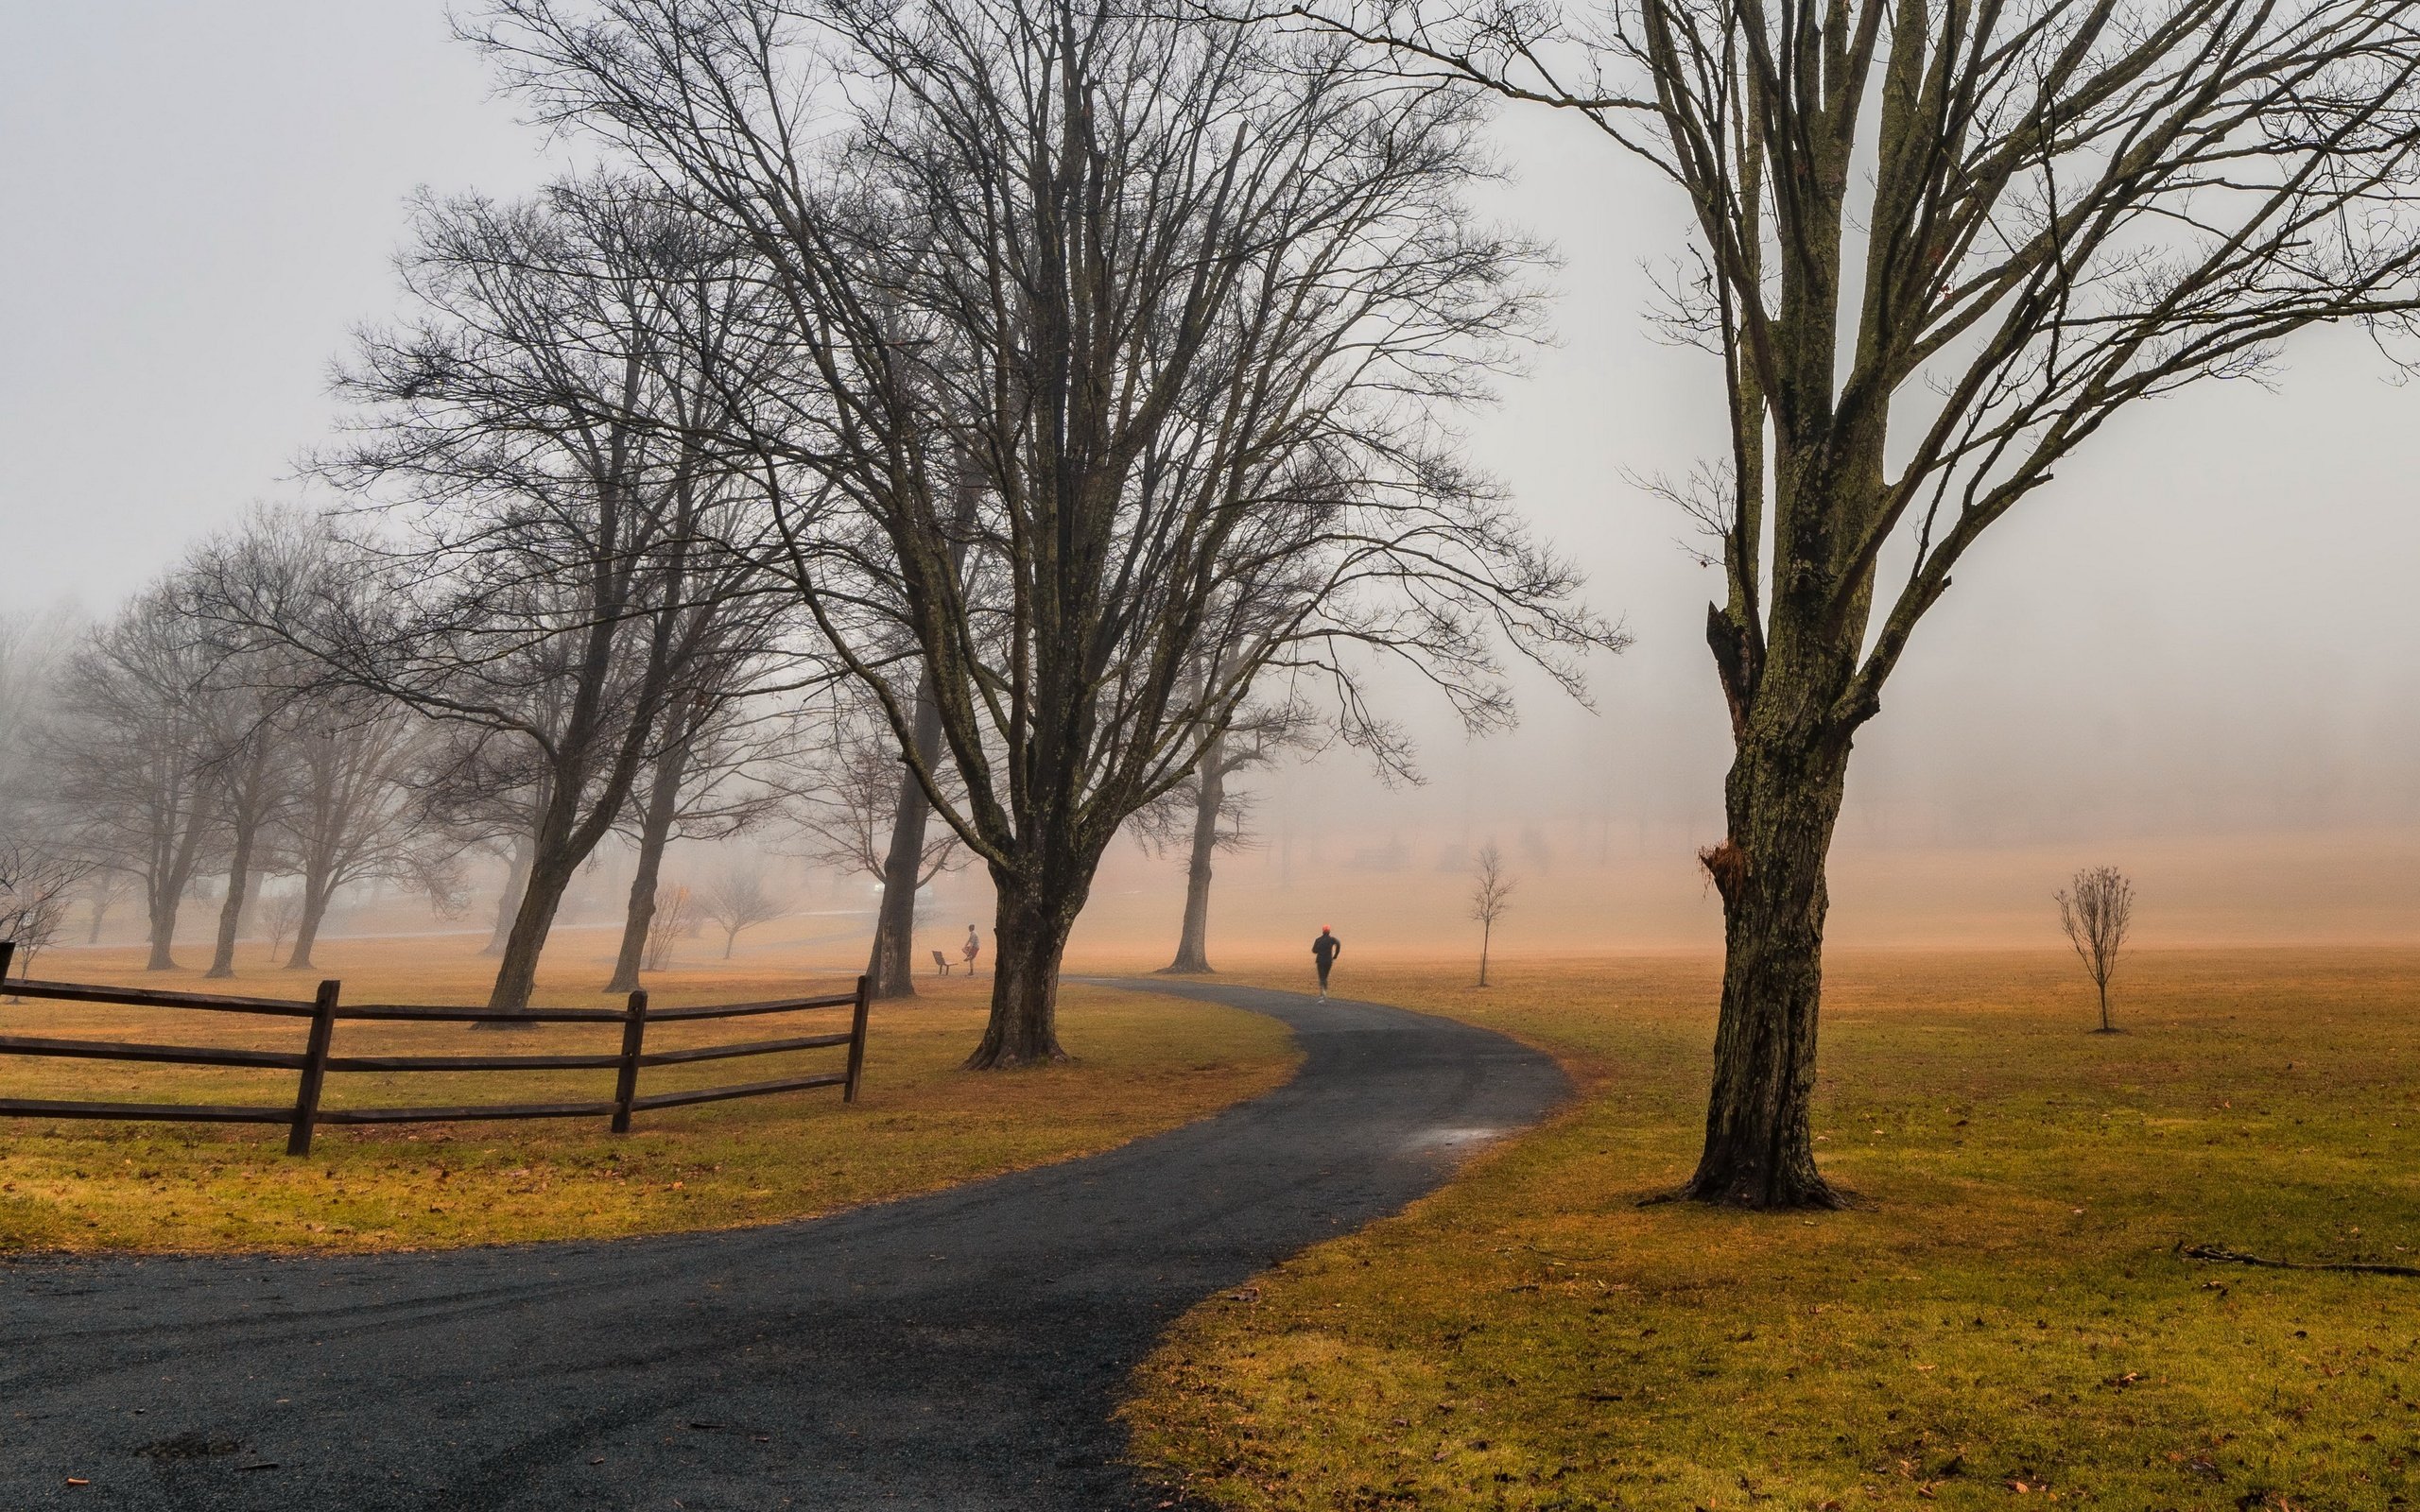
81, 868, 134, 944
189, 513, 466, 975
697, 863, 786, 958
1469, 840, 1515, 988
0, 611, 74, 813
1134, 696, 1313, 975
0, 833, 94, 980
232, 177, 800, 1016
787, 706, 969, 972
641, 881, 699, 971
854, 450, 983, 1002
1301, 0, 2420, 1204
276, 690, 442, 971
194, 672, 289, 980
261, 893, 305, 966
603, 661, 795, 992
2057, 866, 2135, 1033
475, 0, 1620, 1068
44, 585, 221, 970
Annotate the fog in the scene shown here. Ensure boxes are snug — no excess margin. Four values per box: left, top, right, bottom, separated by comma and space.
7, 3, 2418, 960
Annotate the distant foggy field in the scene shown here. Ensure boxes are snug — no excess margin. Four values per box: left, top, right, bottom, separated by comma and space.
1126, 947, 2420, 1509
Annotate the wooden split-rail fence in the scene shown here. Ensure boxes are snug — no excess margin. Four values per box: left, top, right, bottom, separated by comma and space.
0, 942, 871, 1156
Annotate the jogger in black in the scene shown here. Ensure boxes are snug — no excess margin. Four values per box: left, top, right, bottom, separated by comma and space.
1311, 927, 1341, 1001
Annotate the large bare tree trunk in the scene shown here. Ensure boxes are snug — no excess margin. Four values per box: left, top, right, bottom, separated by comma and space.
868, 444, 980, 1000
287, 873, 334, 971
143, 811, 211, 971
143, 890, 180, 971
203, 823, 259, 979
483, 834, 531, 957
607, 748, 688, 993
483, 850, 579, 1022
1160, 734, 1223, 975
867, 679, 944, 999
966, 868, 1082, 1068
1685, 720, 1854, 1210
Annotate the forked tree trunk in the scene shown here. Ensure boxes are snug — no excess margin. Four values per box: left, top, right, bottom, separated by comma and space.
481, 850, 579, 1023
143, 822, 206, 971
966, 869, 1082, 1068
287, 874, 334, 971
1161, 738, 1224, 975
484, 835, 532, 957
1684, 726, 1855, 1211
868, 679, 946, 999
204, 822, 259, 979
144, 893, 180, 971
607, 747, 688, 993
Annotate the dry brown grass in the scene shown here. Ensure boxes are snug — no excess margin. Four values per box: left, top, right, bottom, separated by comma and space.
0, 935, 1297, 1254
1124, 948, 2420, 1511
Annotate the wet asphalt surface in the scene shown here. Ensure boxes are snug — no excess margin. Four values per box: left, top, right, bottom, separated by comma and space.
0, 978, 1567, 1511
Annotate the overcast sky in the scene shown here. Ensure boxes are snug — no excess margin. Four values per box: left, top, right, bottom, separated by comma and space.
7, 3, 2419, 947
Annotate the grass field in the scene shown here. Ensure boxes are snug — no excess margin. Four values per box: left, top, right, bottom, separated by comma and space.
1122, 948, 2420, 1511
0, 936, 1297, 1254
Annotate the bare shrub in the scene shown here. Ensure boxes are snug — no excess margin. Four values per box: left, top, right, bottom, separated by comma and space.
697, 868, 786, 960
641, 884, 699, 973
2057, 868, 2135, 1034
1470, 843, 1517, 988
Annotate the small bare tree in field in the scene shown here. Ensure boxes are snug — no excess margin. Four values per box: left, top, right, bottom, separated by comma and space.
1470, 842, 1516, 988
2057, 867, 2135, 1034
82, 869, 134, 944
261, 894, 304, 965
641, 883, 699, 972
698, 866, 786, 959
0, 835, 93, 982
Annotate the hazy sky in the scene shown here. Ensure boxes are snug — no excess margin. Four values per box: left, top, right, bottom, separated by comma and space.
7, 3, 2419, 949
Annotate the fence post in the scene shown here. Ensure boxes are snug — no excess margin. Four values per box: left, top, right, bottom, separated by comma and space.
843, 974, 871, 1104
0, 941, 14, 983
286, 979, 340, 1158
611, 989, 649, 1134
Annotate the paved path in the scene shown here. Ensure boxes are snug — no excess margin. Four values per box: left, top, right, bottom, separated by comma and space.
0, 980, 1566, 1510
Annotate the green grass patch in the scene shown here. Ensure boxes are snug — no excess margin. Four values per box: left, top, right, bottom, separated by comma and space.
1124, 949, 2420, 1511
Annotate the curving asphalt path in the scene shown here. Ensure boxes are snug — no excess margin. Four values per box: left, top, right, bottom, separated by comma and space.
0, 979, 1566, 1510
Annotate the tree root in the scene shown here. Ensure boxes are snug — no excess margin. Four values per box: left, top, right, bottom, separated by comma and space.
2180, 1243, 2420, 1278
1637, 1179, 1858, 1211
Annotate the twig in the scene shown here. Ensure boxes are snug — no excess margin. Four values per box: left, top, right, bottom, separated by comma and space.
2180, 1244, 2420, 1279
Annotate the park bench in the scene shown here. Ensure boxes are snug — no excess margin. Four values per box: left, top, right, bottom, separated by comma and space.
931, 949, 954, 976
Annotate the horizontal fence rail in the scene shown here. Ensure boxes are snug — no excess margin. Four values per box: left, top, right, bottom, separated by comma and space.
0, 942, 872, 1156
